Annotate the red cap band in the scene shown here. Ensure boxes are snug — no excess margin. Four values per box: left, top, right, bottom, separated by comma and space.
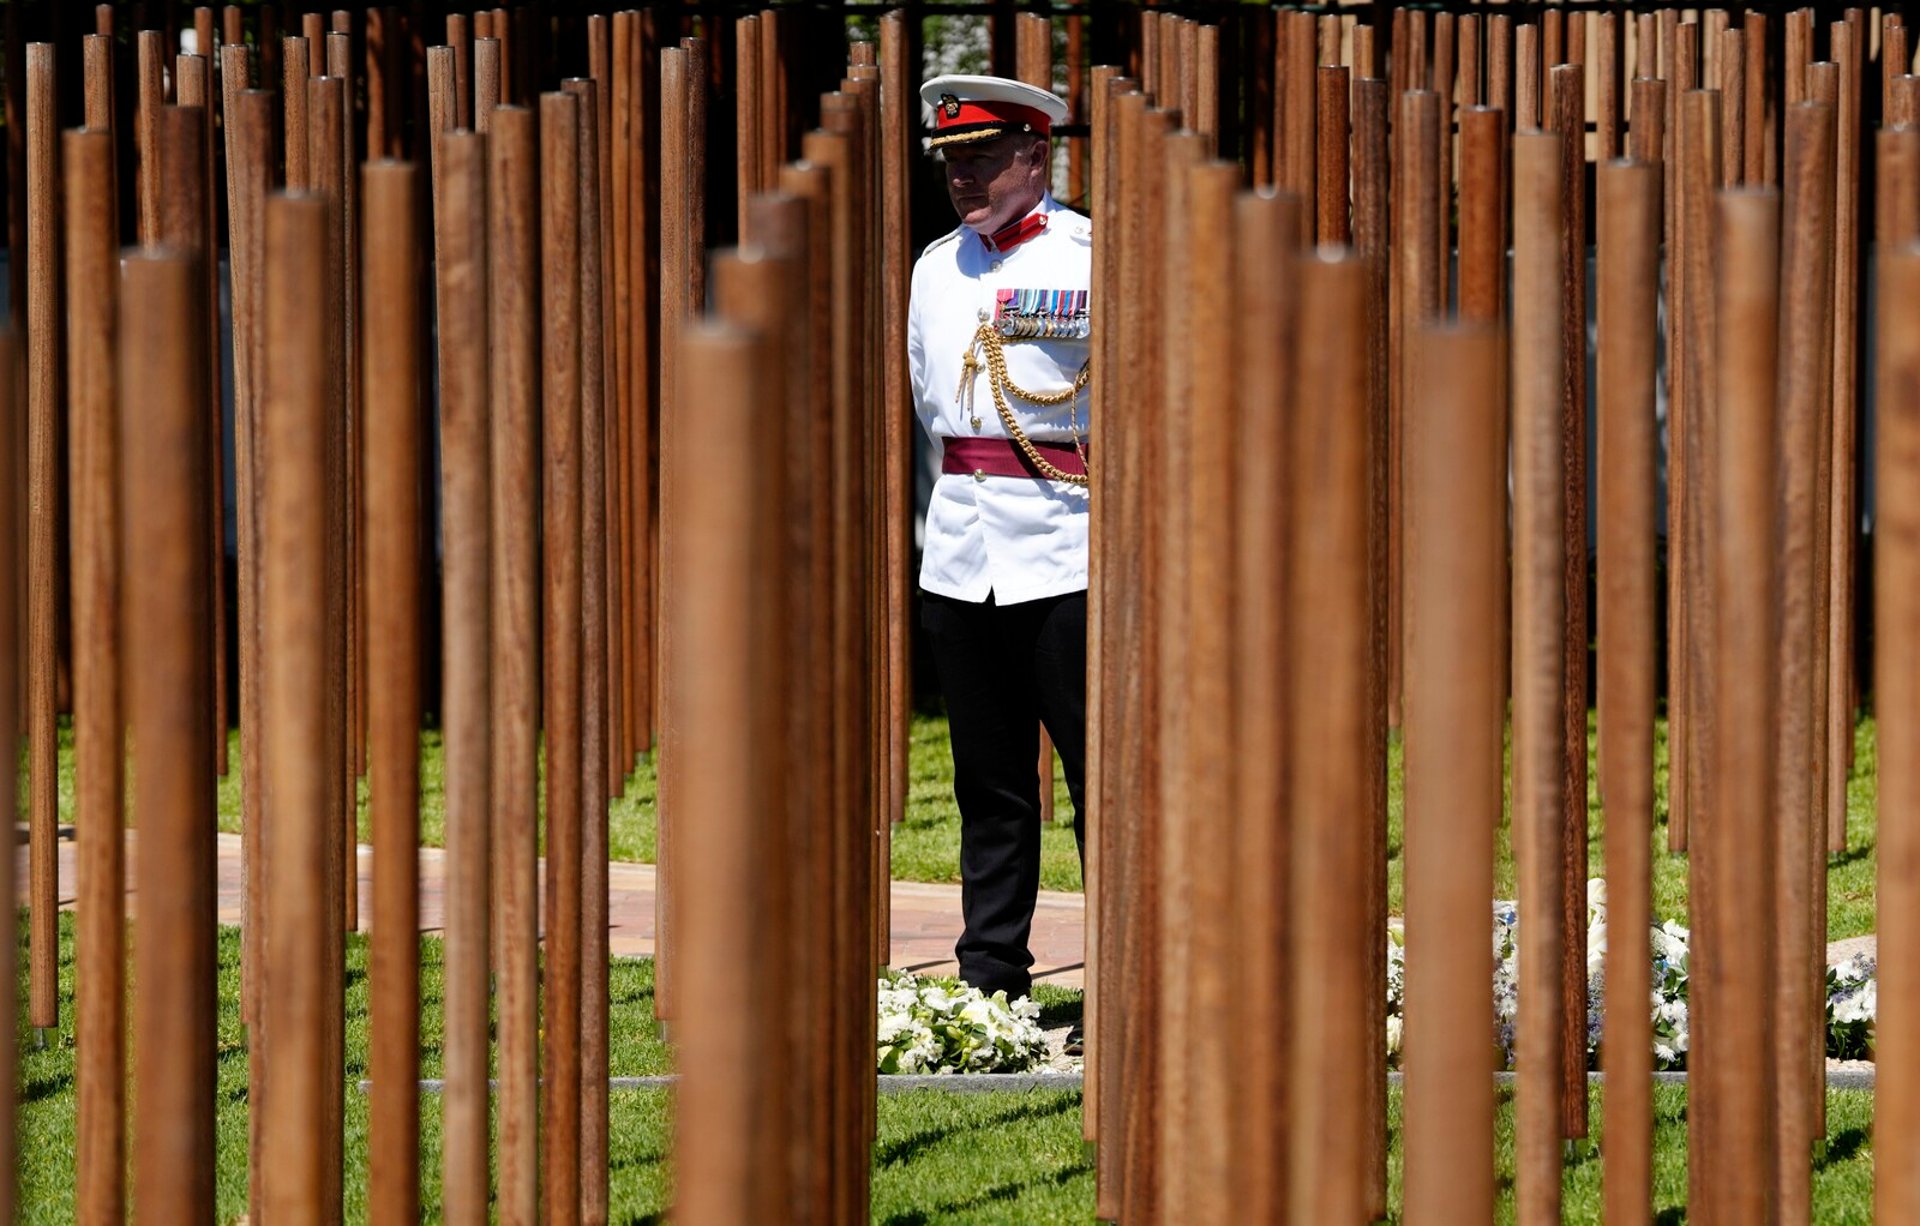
936, 97, 1053, 137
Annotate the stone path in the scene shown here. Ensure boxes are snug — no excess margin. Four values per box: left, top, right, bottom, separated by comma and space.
20, 828, 1089, 990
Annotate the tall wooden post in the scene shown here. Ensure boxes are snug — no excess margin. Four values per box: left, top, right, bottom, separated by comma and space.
541, 89, 586, 1226
655, 43, 691, 1025
0, 333, 21, 1225
1548, 61, 1592, 1140
124, 248, 218, 1226
1282, 251, 1371, 1226
24, 41, 60, 1035
305, 78, 350, 1211
1828, 20, 1864, 856
880, 11, 912, 833
562, 72, 613, 1225
1874, 241, 1920, 1226
67, 126, 124, 1226
1402, 321, 1505, 1226
436, 129, 494, 1226
363, 159, 423, 1226
226, 70, 270, 986
488, 102, 542, 1226
1352, 78, 1393, 1224
1775, 102, 1836, 1221
1698, 185, 1783, 1226
1511, 130, 1568, 1226
1226, 186, 1300, 1225
137, 31, 166, 241
1598, 157, 1661, 1226
259, 191, 335, 1225
668, 318, 797, 1226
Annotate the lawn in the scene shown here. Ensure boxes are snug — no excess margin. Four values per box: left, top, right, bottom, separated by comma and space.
199, 706, 1884, 937
12, 912, 1879, 1223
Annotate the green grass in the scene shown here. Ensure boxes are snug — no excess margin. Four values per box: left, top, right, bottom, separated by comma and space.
179, 706, 1899, 938
11, 912, 1880, 1222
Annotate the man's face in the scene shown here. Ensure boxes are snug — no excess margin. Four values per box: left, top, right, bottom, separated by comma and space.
941, 135, 1045, 234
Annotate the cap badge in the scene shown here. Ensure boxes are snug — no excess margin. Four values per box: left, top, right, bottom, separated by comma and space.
940, 93, 961, 118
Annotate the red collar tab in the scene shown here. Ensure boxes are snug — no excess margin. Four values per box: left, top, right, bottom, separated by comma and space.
936, 97, 1054, 137
984, 212, 1048, 254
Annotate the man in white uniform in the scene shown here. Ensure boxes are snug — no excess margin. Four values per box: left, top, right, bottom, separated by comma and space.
908, 74, 1090, 1006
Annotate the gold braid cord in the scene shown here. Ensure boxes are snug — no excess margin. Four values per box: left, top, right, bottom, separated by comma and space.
957, 322, 1092, 486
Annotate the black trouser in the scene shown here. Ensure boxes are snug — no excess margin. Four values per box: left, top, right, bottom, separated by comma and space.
921, 588, 1088, 999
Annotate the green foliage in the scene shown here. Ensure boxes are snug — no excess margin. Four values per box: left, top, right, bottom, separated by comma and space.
7, 916, 1881, 1222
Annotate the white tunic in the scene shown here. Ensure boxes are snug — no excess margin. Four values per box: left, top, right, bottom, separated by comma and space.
907, 194, 1092, 605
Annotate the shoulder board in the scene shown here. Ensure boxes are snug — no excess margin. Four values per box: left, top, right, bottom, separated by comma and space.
920, 228, 964, 258
1065, 217, 1093, 244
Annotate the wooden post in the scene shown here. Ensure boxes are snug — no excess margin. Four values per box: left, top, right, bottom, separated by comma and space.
1548, 62, 1591, 1141
228, 88, 274, 1222
1511, 130, 1568, 1226
1829, 22, 1864, 856
562, 72, 613, 1225
0, 332, 20, 1226
1699, 184, 1783, 1225
1745, 13, 1770, 184
1489, 16, 1514, 122
446, 10, 472, 128
368, 7, 391, 156
488, 102, 542, 1226
1152, 129, 1206, 1222
1598, 13, 1620, 160
1315, 66, 1350, 245
1459, 108, 1505, 322
67, 126, 124, 1226
434, 128, 493, 1226
328, 30, 364, 800
1226, 186, 1300, 1225
1394, 90, 1442, 744
881, 12, 911, 834
1775, 100, 1836, 1221
668, 316, 796, 1225
1284, 10, 1317, 233
1115, 100, 1173, 1226
1086, 75, 1134, 1210
1875, 241, 1920, 1226
1721, 31, 1746, 185
305, 80, 350, 1211
1630, 76, 1667, 165
284, 36, 310, 188
737, 16, 761, 237
1402, 320, 1504, 1226
1597, 157, 1660, 1226
362, 159, 422, 1226
138, 30, 165, 241
178, 53, 231, 786
541, 89, 586, 1226
124, 248, 217, 1225
1352, 75, 1393, 1226
1165, 158, 1240, 1224
1282, 251, 1370, 1226
260, 191, 334, 1225
1891, 18, 1914, 114
655, 44, 690, 1025
24, 41, 59, 1036
1675, 90, 1724, 862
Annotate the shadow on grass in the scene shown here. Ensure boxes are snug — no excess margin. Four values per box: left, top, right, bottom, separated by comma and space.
1818, 1126, 1870, 1169
874, 1093, 1079, 1168
1829, 840, 1876, 870
878, 1158, 1092, 1226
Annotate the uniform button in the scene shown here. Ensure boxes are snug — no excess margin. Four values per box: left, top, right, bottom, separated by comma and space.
972, 469, 986, 482
990, 260, 1003, 272
977, 308, 989, 321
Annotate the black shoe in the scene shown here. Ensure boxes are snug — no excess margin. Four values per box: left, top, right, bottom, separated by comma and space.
1063, 1023, 1084, 1057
